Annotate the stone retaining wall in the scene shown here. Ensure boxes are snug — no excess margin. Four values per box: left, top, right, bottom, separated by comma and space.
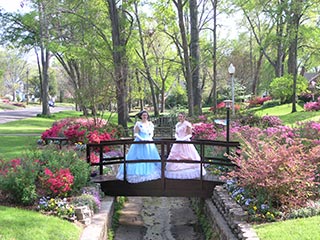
79, 196, 115, 240
80, 185, 259, 240
204, 185, 259, 240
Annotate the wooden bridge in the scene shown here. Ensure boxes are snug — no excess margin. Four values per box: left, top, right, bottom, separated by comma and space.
86, 138, 240, 198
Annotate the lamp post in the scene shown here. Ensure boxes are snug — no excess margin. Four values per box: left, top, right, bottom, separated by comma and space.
311, 80, 316, 101
224, 100, 232, 154
26, 69, 29, 105
228, 63, 235, 115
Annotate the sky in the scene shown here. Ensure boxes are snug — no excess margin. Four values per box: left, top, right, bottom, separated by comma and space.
0, 0, 27, 12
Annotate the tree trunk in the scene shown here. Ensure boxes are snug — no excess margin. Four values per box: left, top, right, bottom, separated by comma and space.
252, 50, 263, 95
190, 0, 201, 115
107, 0, 128, 128
287, 0, 302, 113
211, 0, 217, 112
173, 0, 194, 116
38, 1, 50, 115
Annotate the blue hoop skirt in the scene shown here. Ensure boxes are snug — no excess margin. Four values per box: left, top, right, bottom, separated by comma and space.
116, 133, 161, 183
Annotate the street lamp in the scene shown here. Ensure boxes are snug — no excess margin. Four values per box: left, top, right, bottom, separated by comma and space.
26, 69, 29, 105
224, 99, 232, 154
311, 80, 316, 101
228, 63, 235, 115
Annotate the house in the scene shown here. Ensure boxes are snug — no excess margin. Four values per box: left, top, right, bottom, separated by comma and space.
303, 71, 320, 101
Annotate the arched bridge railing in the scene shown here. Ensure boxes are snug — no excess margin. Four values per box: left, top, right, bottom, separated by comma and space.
86, 138, 240, 198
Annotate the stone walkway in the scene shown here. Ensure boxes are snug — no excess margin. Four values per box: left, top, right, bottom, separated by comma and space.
114, 197, 205, 240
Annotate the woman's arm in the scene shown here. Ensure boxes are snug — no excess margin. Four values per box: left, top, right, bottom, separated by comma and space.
133, 122, 143, 140
147, 121, 154, 139
180, 124, 192, 141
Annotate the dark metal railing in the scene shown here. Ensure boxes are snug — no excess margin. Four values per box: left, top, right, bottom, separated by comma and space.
86, 138, 241, 179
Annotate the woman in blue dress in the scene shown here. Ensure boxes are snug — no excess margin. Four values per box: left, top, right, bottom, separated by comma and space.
116, 110, 161, 183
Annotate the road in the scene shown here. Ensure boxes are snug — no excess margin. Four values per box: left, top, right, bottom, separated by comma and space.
0, 105, 75, 124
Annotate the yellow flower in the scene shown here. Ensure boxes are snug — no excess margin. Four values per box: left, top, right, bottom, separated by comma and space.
253, 206, 257, 211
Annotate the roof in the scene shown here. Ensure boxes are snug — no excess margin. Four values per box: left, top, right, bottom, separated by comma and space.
304, 72, 320, 83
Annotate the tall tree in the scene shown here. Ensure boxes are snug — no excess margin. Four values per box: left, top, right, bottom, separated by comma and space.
36, 0, 51, 115
104, 0, 134, 128
286, 0, 304, 113
190, 0, 201, 115
133, 2, 159, 116
237, 0, 287, 78
173, 0, 194, 116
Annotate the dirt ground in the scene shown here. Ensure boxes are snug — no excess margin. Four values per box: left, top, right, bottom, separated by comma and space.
114, 197, 205, 240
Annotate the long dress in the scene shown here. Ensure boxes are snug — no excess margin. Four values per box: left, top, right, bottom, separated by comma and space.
165, 121, 206, 179
116, 121, 161, 183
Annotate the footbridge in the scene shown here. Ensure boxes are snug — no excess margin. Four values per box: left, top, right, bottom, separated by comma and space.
86, 138, 240, 198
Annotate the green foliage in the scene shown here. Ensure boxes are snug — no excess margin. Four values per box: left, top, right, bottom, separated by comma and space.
260, 100, 280, 109
191, 199, 216, 240
0, 158, 41, 205
287, 200, 320, 219
30, 148, 91, 195
108, 196, 127, 239
0, 147, 91, 205
270, 74, 308, 104
165, 86, 188, 108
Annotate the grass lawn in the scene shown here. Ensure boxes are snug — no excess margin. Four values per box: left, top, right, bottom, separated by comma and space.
252, 102, 320, 125
0, 110, 83, 160
0, 206, 82, 240
254, 215, 320, 240
0, 136, 39, 160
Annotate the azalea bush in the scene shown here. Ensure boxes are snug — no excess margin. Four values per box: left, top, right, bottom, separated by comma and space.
43, 168, 74, 197
295, 121, 320, 146
0, 148, 91, 205
225, 122, 320, 222
261, 115, 283, 127
247, 96, 272, 108
41, 117, 124, 144
304, 96, 320, 111
228, 138, 319, 209
193, 122, 218, 140
33, 148, 91, 195
209, 101, 241, 114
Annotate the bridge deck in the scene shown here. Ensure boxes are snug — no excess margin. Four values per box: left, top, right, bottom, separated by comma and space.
91, 174, 224, 198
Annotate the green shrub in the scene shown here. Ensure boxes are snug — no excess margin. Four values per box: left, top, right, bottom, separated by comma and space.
30, 148, 91, 195
0, 158, 41, 205
287, 200, 320, 219
270, 74, 308, 104
260, 100, 280, 109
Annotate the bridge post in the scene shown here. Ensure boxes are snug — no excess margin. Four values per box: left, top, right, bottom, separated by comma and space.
224, 100, 232, 154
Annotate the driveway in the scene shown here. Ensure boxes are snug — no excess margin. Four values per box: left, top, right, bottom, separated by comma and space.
0, 105, 75, 124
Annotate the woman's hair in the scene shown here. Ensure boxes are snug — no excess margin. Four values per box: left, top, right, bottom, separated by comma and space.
178, 112, 186, 117
137, 110, 149, 119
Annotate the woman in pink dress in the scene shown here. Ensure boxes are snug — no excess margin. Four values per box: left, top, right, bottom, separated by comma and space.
165, 112, 206, 179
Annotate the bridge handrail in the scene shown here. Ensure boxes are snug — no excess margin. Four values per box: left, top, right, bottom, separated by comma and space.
86, 138, 240, 180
